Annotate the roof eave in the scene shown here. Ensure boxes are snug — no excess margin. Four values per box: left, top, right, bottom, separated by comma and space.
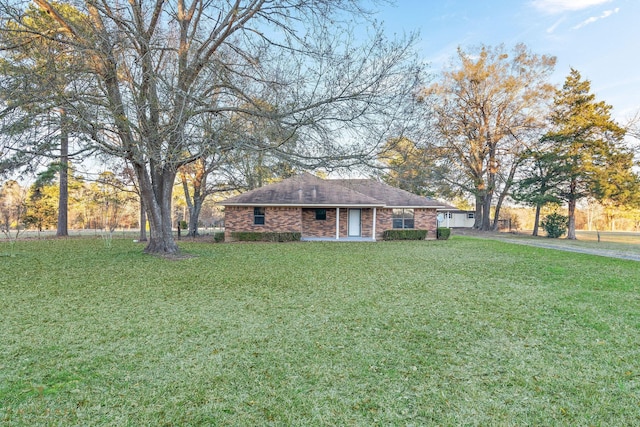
386, 205, 447, 209
222, 203, 386, 208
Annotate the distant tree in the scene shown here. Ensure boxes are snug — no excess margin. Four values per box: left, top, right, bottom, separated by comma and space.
178, 107, 297, 237
90, 171, 137, 233
23, 173, 58, 232
0, 3, 91, 236
0, 179, 27, 238
425, 44, 556, 230
511, 150, 567, 236
377, 137, 454, 197
542, 69, 638, 239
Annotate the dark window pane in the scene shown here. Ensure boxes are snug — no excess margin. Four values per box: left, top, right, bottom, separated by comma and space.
315, 209, 326, 220
254, 207, 265, 225
393, 218, 403, 229
404, 219, 414, 229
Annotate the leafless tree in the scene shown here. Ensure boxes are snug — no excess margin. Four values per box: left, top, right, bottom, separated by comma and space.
0, 180, 26, 249
0, 0, 424, 254
424, 44, 556, 230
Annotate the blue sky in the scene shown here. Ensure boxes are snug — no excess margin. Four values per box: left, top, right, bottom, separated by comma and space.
372, 0, 640, 122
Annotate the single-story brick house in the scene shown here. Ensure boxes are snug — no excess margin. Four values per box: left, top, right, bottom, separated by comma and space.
221, 173, 447, 241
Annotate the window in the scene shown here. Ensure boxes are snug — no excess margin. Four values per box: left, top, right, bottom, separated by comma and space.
467, 212, 475, 219
392, 208, 414, 229
254, 207, 265, 225
315, 209, 326, 220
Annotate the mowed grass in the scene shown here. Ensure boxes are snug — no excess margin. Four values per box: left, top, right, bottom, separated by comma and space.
1, 237, 639, 426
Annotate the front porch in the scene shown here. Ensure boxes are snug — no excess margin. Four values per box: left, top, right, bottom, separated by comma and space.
300, 236, 376, 242
301, 207, 378, 240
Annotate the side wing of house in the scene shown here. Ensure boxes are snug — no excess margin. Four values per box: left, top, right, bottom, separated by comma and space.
437, 210, 475, 228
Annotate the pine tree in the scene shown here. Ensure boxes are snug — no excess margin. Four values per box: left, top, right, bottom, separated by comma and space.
542, 69, 637, 239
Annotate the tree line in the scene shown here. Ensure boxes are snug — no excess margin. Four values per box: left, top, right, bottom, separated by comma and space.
1, 2, 638, 253
378, 46, 639, 239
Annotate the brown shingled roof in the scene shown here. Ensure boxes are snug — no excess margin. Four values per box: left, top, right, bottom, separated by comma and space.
330, 179, 446, 208
221, 173, 448, 208
221, 173, 384, 207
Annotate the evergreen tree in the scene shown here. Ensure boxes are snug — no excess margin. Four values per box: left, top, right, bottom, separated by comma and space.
542, 69, 637, 239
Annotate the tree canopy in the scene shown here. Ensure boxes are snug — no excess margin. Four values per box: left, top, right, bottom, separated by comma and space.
0, 0, 425, 254
424, 43, 556, 230
541, 68, 638, 239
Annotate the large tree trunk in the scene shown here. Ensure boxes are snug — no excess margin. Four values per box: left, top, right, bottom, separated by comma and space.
56, 109, 68, 237
473, 195, 483, 229
566, 178, 577, 240
492, 159, 519, 231
180, 160, 209, 238
566, 198, 577, 240
532, 204, 541, 236
492, 195, 504, 232
138, 197, 147, 242
136, 165, 179, 254
481, 193, 493, 231
188, 202, 202, 238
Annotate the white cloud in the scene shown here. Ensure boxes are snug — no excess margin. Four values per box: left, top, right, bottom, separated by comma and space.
532, 0, 613, 14
573, 7, 620, 29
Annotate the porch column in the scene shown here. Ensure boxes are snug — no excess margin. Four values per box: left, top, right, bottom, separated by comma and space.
299, 207, 303, 237
372, 207, 377, 241
336, 207, 340, 240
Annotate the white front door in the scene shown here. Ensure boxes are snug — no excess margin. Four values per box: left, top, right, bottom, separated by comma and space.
348, 209, 361, 237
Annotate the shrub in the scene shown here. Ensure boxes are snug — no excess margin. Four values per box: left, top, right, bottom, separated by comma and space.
213, 232, 225, 243
383, 229, 428, 240
230, 231, 301, 242
179, 220, 188, 230
436, 228, 451, 240
541, 213, 568, 238
264, 232, 301, 242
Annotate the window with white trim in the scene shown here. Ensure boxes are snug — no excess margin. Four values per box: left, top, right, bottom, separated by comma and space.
392, 208, 414, 229
254, 207, 265, 225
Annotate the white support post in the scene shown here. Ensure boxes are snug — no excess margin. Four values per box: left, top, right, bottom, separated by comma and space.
372, 207, 377, 241
336, 207, 340, 240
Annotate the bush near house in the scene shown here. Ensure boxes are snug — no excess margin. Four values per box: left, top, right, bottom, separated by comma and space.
230, 231, 301, 242
437, 227, 451, 240
382, 229, 428, 240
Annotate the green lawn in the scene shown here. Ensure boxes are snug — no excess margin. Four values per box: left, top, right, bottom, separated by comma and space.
1, 237, 639, 425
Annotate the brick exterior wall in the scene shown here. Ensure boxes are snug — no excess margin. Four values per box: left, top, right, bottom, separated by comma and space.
301, 208, 336, 238
225, 206, 437, 241
224, 206, 302, 241
415, 208, 438, 238
375, 208, 437, 240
